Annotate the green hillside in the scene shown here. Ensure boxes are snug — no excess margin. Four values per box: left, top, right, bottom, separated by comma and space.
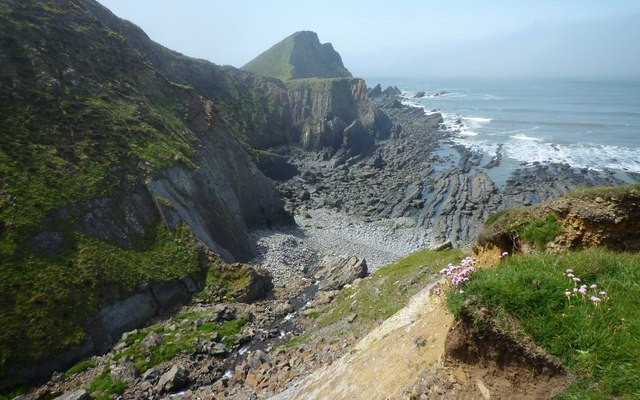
242, 31, 352, 81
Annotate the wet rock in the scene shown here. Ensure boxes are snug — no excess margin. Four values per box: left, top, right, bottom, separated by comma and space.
27, 231, 64, 257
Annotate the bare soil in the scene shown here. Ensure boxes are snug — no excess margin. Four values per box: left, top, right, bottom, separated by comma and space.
270, 281, 570, 400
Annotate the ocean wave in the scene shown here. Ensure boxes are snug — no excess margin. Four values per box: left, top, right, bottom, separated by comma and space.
500, 126, 540, 135
510, 134, 543, 142
452, 135, 640, 173
462, 116, 492, 123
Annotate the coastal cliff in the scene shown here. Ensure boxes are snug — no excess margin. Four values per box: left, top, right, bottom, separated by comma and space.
3, 0, 639, 397
0, 0, 291, 387
0, 0, 390, 389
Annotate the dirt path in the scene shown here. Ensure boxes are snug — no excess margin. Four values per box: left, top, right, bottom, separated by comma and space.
270, 281, 452, 400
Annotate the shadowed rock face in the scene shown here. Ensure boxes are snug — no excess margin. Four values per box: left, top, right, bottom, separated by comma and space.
288, 32, 352, 79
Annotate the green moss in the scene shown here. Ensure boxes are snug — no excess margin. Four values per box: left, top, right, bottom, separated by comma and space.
110, 311, 247, 372
447, 249, 640, 398
194, 262, 255, 303
0, 224, 204, 382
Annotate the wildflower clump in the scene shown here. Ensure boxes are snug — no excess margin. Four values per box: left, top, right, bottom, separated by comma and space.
563, 268, 609, 307
440, 256, 477, 287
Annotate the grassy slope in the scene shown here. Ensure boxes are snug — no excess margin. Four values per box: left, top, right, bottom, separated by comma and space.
293, 249, 463, 345
448, 249, 640, 398
241, 35, 295, 81
461, 185, 640, 398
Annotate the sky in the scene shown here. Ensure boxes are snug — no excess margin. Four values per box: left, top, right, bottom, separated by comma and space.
97, 0, 640, 79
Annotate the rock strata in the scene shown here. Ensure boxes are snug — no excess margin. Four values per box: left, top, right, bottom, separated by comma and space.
272, 92, 633, 249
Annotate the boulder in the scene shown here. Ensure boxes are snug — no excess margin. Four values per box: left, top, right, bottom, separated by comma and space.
246, 350, 270, 370
315, 255, 368, 291
54, 390, 90, 400
235, 266, 274, 303
141, 331, 164, 349
361, 106, 393, 140
110, 360, 138, 383
158, 364, 189, 393
414, 91, 426, 98
142, 368, 161, 382
211, 304, 235, 322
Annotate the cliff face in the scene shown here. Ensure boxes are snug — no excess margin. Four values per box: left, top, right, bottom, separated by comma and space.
0, 0, 292, 387
286, 78, 392, 157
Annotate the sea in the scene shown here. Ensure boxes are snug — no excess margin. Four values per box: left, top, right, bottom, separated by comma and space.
369, 78, 640, 185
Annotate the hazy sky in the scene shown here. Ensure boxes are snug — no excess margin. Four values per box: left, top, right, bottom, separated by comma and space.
97, 0, 640, 79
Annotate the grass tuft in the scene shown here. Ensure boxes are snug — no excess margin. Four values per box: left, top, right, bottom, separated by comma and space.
446, 248, 640, 398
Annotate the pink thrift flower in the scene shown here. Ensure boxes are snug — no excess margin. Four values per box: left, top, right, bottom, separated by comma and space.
573, 277, 581, 282
566, 269, 574, 274
590, 284, 598, 289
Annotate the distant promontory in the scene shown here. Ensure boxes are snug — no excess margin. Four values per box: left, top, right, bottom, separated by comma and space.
241, 31, 352, 81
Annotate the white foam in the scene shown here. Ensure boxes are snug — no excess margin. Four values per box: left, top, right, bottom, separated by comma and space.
462, 117, 492, 124
401, 89, 640, 173
510, 134, 543, 142
503, 141, 640, 173
400, 99, 424, 109
501, 126, 540, 135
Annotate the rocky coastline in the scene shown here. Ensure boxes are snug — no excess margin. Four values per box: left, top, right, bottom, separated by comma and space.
23, 87, 638, 400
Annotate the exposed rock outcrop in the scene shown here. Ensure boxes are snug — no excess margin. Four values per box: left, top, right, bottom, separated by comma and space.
314, 255, 368, 291
475, 184, 640, 259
